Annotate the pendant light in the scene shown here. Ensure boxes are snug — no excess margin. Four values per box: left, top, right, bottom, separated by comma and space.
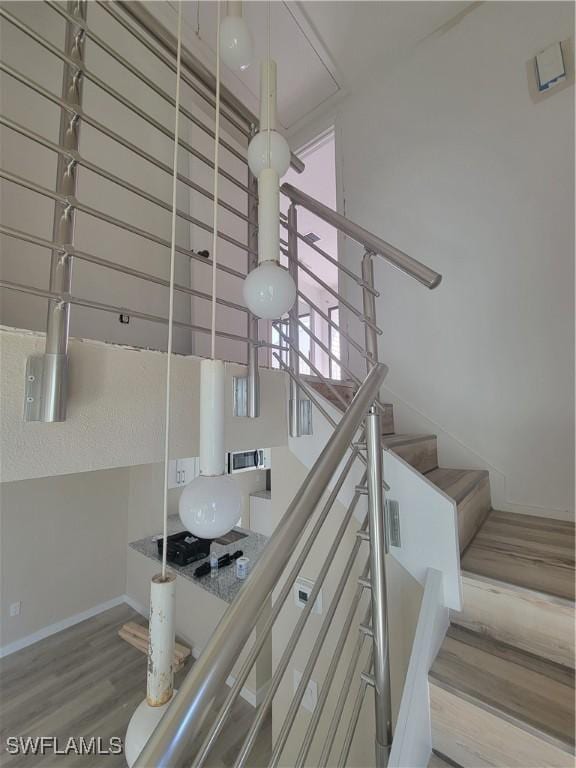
243, 5, 296, 320
179, 1, 242, 541
219, 1, 254, 72
125, 3, 184, 764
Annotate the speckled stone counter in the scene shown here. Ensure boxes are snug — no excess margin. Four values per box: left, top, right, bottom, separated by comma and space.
129, 515, 268, 604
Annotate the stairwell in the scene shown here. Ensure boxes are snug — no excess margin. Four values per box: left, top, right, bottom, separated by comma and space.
308, 377, 576, 768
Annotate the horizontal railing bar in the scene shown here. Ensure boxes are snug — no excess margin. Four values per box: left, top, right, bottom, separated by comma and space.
0, 64, 251, 225
45, 0, 248, 167
0, 223, 248, 314
272, 322, 350, 412
0, 279, 252, 345
0, 168, 250, 276
268, 558, 371, 768
113, 1, 305, 174
0, 116, 253, 251
338, 653, 374, 768
296, 289, 371, 362
294, 317, 368, 392
295, 602, 371, 768
135, 363, 388, 768
0, 8, 253, 197
235, 539, 370, 768
280, 220, 379, 297
98, 1, 250, 137
290, 254, 363, 323
277, 319, 391, 429
191, 457, 365, 768
289, 318, 392, 428
282, 183, 442, 289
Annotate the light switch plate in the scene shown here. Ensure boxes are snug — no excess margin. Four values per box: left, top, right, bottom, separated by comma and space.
294, 577, 322, 614
536, 42, 566, 91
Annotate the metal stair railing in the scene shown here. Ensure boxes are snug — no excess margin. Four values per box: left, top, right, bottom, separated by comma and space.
1, 8, 443, 762
135, 362, 390, 768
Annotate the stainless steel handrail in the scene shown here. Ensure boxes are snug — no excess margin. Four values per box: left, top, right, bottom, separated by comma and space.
280, 220, 379, 297
282, 182, 442, 289
45, 0, 248, 167
0, 224, 248, 314
0, 169, 250, 277
191, 457, 367, 767
0, 279, 255, 346
0, 8, 253, 197
134, 362, 388, 768
0, 116, 252, 245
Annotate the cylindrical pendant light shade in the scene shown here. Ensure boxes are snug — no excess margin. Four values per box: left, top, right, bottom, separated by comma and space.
147, 573, 176, 706
220, 1, 254, 72
258, 167, 280, 263
259, 58, 277, 130
199, 359, 225, 476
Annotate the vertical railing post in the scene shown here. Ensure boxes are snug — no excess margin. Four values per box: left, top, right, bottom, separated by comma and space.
246, 136, 260, 418
366, 406, 392, 767
287, 203, 301, 437
28, 0, 87, 422
361, 250, 378, 371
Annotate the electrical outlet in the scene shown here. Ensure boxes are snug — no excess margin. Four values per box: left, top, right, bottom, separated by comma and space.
293, 669, 318, 713
9, 601, 21, 617
294, 578, 322, 615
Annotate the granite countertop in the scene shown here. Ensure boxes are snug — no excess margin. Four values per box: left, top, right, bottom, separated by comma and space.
129, 515, 268, 604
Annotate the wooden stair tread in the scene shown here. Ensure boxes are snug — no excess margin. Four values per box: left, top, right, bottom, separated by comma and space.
462, 510, 575, 602
425, 468, 489, 504
430, 626, 576, 752
382, 433, 436, 448
428, 752, 460, 768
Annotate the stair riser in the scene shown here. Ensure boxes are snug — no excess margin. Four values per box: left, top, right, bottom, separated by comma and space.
390, 436, 438, 474
453, 575, 575, 668
380, 404, 394, 435
457, 477, 491, 553
430, 683, 573, 768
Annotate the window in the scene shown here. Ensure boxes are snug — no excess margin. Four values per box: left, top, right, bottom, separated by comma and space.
299, 314, 311, 375
271, 314, 312, 375
328, 306, 341, 380
271, 320, 289, 370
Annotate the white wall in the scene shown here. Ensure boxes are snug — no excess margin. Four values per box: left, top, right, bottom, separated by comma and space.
0, 467, 129, 649
0, 327, 288, 483
333, 1, 574, 518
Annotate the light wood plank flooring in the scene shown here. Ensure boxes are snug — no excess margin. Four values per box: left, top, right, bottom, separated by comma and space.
0, 604, 271, 767
461, 510, 575, 601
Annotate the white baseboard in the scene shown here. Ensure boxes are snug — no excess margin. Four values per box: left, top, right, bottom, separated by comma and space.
0, 595, 126, 658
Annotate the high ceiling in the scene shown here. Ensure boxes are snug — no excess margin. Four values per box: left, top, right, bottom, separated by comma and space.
180, 1, 474, 132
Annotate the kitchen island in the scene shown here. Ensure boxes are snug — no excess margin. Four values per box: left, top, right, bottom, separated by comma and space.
127, 515, 272, 706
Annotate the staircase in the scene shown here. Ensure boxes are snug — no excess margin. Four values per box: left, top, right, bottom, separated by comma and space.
309, 378, 576, 768
1, 3, 574, 766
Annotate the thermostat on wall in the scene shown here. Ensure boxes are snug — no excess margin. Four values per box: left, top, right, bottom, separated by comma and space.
535, 42, 566, 92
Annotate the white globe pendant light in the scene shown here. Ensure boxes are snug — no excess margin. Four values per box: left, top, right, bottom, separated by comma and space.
243, 260, 296, 320
244, 56, 296, 320
247, 130, 290, 179
179, 360, 242, 539
219, 1, 254, 72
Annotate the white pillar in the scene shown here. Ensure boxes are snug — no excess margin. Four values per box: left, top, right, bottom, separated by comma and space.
147, 573, 176, 707
199, 358, 226, 476
259, 58, 277, 131
258, 167, 280, 264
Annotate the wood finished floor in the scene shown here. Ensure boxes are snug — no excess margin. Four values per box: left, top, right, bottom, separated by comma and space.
461, 510, 576, 601
0, 604, 271, 767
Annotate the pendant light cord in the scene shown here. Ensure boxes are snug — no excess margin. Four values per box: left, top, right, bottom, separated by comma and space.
161, 2, 183, 580
210, 1, 222, 360
266, 0, 271, 167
